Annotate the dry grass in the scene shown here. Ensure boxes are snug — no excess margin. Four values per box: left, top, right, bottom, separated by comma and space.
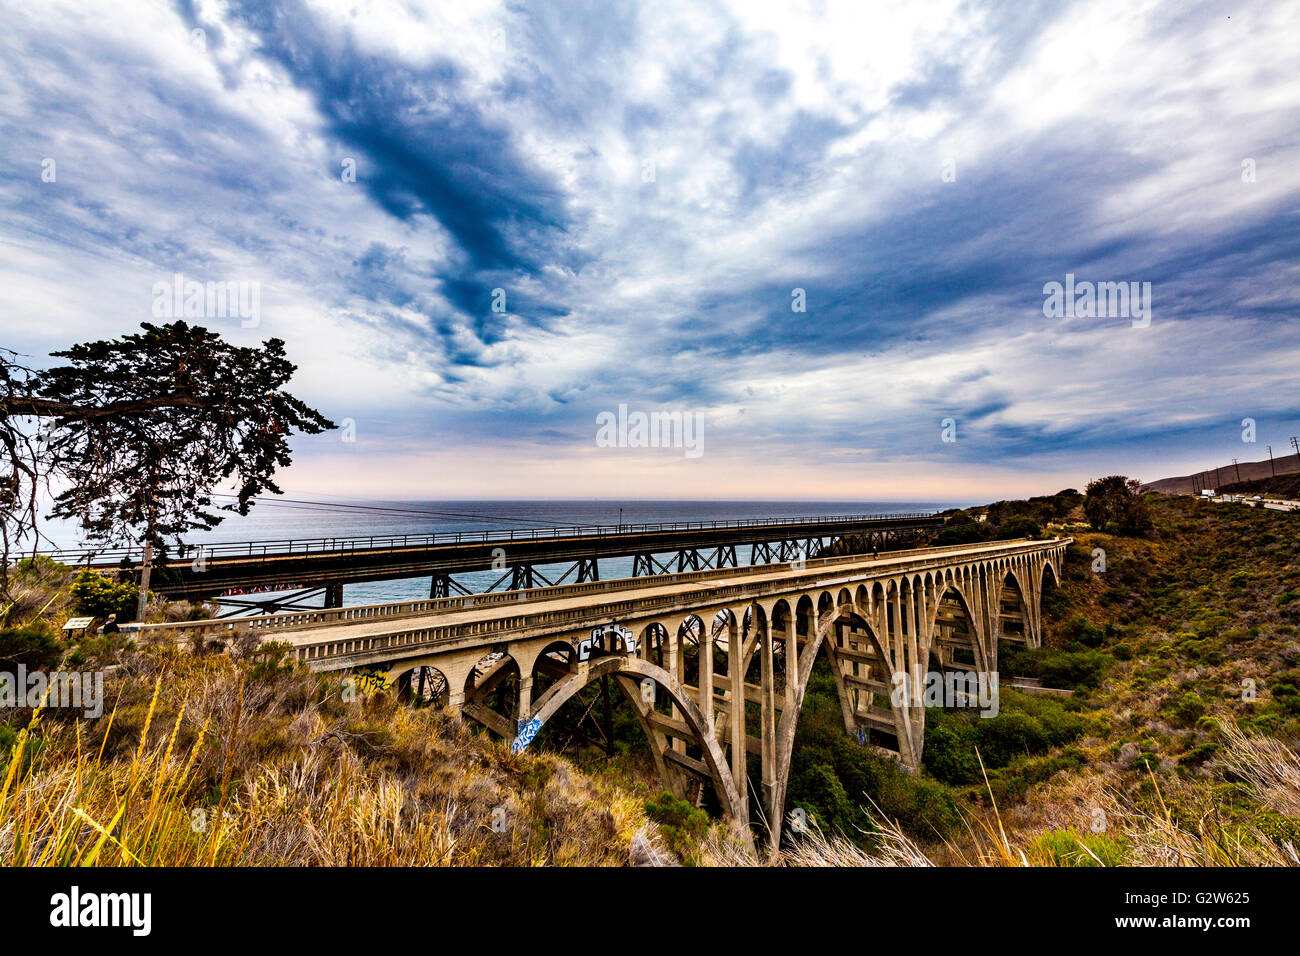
1215, 721, 1300, 818
4, 637, 1296, 867
710, 726, 1300, 867
0, 647, 673, 866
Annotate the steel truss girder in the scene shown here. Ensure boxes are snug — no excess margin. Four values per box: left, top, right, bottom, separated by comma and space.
632, 545, 739, 577
216, 586, 329, 618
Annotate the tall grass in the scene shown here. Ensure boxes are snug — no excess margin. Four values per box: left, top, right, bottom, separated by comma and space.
718, 726, 1300, 867
0, 648, 668, 866
3, 640, 1296, 867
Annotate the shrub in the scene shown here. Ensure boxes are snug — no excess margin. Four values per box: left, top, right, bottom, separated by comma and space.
0, 623, 64, 672
644, 791, 709, 864
70, 570, 140, 620
1166, 691, 1206, 727
935, 516, 985, 546
995, 515, 1042, 540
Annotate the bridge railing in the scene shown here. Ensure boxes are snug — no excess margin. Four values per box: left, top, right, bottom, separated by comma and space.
32, 510, 943, 567
130, 537, 1069, 646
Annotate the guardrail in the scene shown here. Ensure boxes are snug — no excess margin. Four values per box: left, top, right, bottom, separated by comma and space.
32, 510, 942, 566
134, 537, 1067, 648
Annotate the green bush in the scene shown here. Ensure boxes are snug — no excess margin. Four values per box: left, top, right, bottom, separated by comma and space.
935, 517, 985, 546
919, 720, 982, 785
0, 623, 64, 672
1166, 691, 1206, 727
924, 691, 1086, 784
644, 791, 710, 864
787, 662, 964, 841
994, 515, 1042, 540
70, 569, 140, 620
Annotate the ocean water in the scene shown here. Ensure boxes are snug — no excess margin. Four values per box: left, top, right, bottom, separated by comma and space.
39, 498, 963, 609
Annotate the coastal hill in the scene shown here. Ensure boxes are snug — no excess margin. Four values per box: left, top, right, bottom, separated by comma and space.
1141, 450, 1300, 494
4, 491, 1300, 866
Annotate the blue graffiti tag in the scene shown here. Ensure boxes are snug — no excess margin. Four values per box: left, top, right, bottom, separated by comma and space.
511, 717, 543, 754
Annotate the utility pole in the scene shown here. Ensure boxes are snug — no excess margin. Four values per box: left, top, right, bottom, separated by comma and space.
137, 461, 157, 621
1268, 445, 1276, 477
1232, 458, 1241, 482
1291, 436, 1299, 464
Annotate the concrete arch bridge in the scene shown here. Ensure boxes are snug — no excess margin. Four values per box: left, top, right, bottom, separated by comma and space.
143, 537, 1068, 844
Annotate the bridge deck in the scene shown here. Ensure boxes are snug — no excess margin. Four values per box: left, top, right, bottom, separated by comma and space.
147, 538, 1061, 666
53, 511, 944, 601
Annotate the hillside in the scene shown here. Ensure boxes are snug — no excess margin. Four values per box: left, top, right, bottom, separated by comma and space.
3, 494, 1300, 866
1142, 451, 1300, 494
1218, 474, 1300, 499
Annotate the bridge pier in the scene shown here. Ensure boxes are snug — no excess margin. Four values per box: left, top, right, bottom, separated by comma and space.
324, 582, 344, 608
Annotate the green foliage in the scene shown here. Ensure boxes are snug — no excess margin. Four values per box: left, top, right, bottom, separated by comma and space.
248, 641, 296, 682
1165, 691, 1206, 727
1083, 475, 1153, 536
0, 622, 64, 671
994, 514, 1042, 540
38, 321, 335, 550
644, 791, 710, 864
1058, 614, 1104, 648
935, 515, 984, 546
924, 691, 1087, 785
786, 661, 964, 842
1027, 827, 1127, 866
70, 569, 139, 620
1000, 644, 1109, 689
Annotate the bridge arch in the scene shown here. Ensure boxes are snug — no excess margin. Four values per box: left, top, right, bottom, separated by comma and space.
766, 602, 891, 847
523, 654, 742, 819
460, 650, 523, 735
529, 640, 576, 704
274, 537, 1071, 845
926, 582, 989, 678
996, 568, 1031, 649
395, 664, 450, 708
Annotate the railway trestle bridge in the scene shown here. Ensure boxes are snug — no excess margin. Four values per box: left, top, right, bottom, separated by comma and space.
45, 511, 942, 615
138, 536, 1069, 844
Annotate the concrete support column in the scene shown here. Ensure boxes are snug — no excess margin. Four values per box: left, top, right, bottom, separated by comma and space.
668, 628, 685, 753
784, 622, 798, 709
700, 618, 714, 727
729, 615, 748, 820
760, 618, 776, 816
517, 676, 533, 728
889, 584, 904, 673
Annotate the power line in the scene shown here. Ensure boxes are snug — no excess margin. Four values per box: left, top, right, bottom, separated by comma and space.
209, 493, 585, 528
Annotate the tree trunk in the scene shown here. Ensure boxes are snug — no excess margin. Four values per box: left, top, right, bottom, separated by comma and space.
137, 537, 152, 621
137, 495, 156, 621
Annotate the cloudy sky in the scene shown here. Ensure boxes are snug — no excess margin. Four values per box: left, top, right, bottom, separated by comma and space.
2, 0, 1298, 501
